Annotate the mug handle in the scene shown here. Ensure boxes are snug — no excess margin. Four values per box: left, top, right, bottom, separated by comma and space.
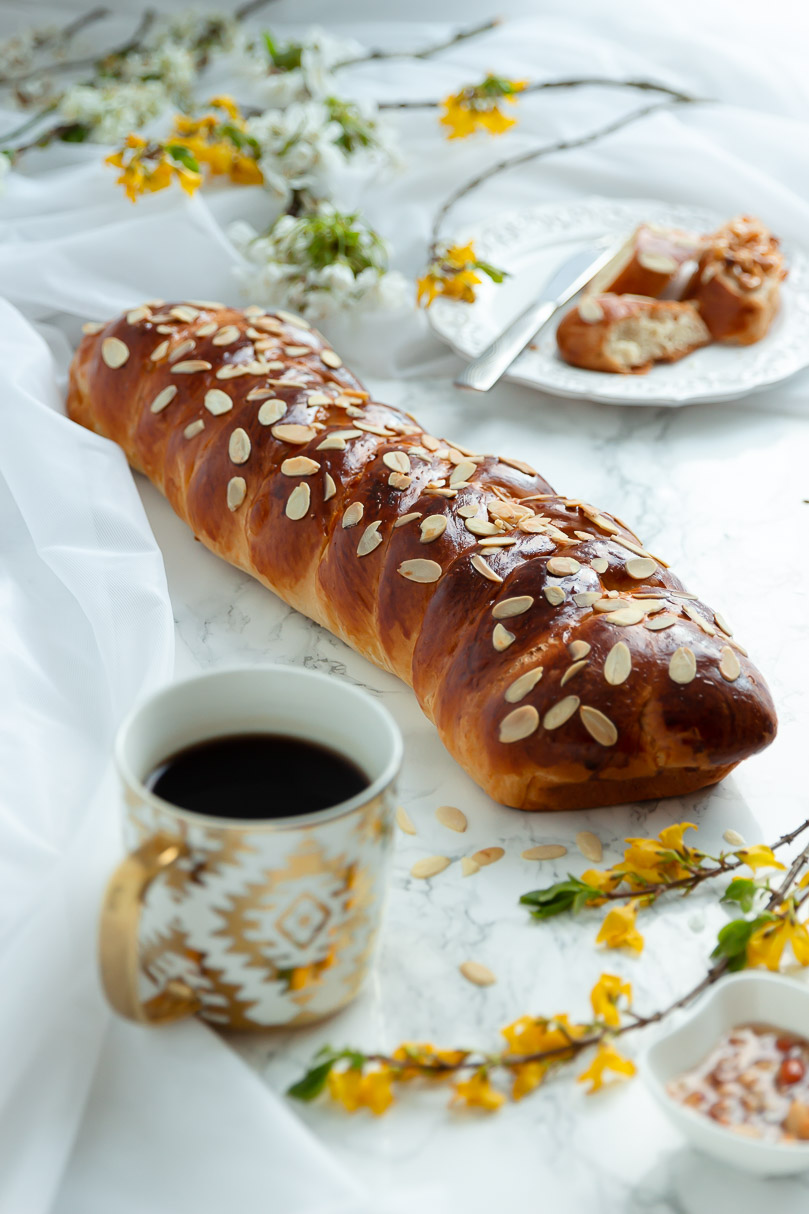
99, 834, 202, 1025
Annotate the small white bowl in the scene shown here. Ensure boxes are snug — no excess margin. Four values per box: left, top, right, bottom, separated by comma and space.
643, 971, 809, 1176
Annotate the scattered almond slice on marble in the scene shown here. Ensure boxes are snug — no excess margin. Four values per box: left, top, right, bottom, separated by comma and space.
471, 846, 504, 867
522, 844, 567, 861
435, 805, 467, 833
396, 805, 416, 835
461, 857, 480, 877
411, 855, 451, 879
723, 828, 746, 847
459, 961, 496, 987
576, 831, 603, 862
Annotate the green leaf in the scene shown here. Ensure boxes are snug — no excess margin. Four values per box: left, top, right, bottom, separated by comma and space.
721, 878, 759, 913
287, 1058, 336, 1101
59, 124, 90, 144
219, 123, 260, 155
473, 260, 509, 284
263, 29, 302, 71
166, 144, 200, 172
520, 876, 601, 920
286, 1045, 366, 1100
712, 917, 754, 961
712, 911, 780, 970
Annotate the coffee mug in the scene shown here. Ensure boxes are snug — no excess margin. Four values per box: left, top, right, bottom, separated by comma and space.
99, 666, 402, 1029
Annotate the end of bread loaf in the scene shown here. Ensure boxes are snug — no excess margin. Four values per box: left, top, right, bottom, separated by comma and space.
586, 224, 703, 300
556, 295, 711, 374
687, 215, 786, 345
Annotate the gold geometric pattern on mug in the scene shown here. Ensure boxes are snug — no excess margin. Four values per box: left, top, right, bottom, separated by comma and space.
140, 921, 262, 1029
128, 796, 259, 901
351, 793, 393, 845
210, 838, 367, 985
275, 891, 332, 949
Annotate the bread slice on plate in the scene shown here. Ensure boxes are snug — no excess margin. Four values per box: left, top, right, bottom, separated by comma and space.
556, 294, 711, 375
686, 215, 786, 345
585, 224, 703, 299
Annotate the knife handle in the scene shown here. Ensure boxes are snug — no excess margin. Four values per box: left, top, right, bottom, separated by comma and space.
453, 297, 558, 393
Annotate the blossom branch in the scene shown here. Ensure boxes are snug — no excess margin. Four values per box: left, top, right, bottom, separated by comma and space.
430, 98, 697, 243
333, 17, 500, 70
0, 5, 110, 87
0, 8, 157, 90
380, 76, 700, 110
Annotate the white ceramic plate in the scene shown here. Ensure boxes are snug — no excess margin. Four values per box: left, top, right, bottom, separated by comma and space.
427, 197, 809, 406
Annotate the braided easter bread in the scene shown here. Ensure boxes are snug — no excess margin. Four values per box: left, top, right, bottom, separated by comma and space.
67, 301, 776, 810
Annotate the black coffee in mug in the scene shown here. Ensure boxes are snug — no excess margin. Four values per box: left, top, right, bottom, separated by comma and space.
145, 733, 368, 820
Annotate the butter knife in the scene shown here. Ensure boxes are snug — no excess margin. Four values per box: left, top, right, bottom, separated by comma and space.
453, 238, 624, 393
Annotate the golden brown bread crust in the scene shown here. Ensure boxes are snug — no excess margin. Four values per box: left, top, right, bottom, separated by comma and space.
67, 301, 777, 810
586, 224, 703, 299
555, 294, 710, 375
687, 216, 786, 345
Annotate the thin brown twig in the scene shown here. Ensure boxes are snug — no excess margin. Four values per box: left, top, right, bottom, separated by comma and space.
0, 103, 59, 147
57, 6, 111, 46
0, 8, 156, 89
0, 4, 110, 88
380, 76, 699, 110
334, 17, 500, 70
235, 0, 278, 20
357, 841, 809, 1079
430, 98, 698, 245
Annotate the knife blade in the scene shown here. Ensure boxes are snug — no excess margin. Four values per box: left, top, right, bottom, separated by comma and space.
453, 237, 625, 393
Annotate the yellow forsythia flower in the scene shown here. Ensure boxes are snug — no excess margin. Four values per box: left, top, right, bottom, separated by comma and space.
510, 1062, 547, 1101
580, 868, 623, 895
577, 1042, 636, 1094
747, 916, 809, 971
501, 1012, 586, 1056
657, 821, 698, 852
736, 845, 785, 872
417, 241, 506, 308
440, 75, 528, 140
328, 1066, 364, 1112
107, 97, 263, 202
452, 1069, 506, 1111
106, 134, 203, 202
590, 973, 632, 1028
502, 1013, 587, 1099
327, 1065, 395, 1115
392, 1042, 468, 1080
612, 822, 699, 886
596, 901, 645, 953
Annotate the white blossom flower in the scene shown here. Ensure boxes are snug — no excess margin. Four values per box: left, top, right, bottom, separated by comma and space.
245, 102, 344, 203
229, 204, 410, 320
0, 154, 10, 196
115, 41, 197, 107
151, 10, 239, 54
57, 80, 169, 144
0, 26, 57, 78
239, 26, 361, 105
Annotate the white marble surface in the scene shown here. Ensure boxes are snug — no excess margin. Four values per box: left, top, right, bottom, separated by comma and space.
137, 363, 809, 1211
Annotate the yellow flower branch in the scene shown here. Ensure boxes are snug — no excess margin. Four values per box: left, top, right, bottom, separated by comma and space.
381, 74, 700, 118
289, 835, 809, 1116
105, 96, 263, 200
520, 818, 809, 930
